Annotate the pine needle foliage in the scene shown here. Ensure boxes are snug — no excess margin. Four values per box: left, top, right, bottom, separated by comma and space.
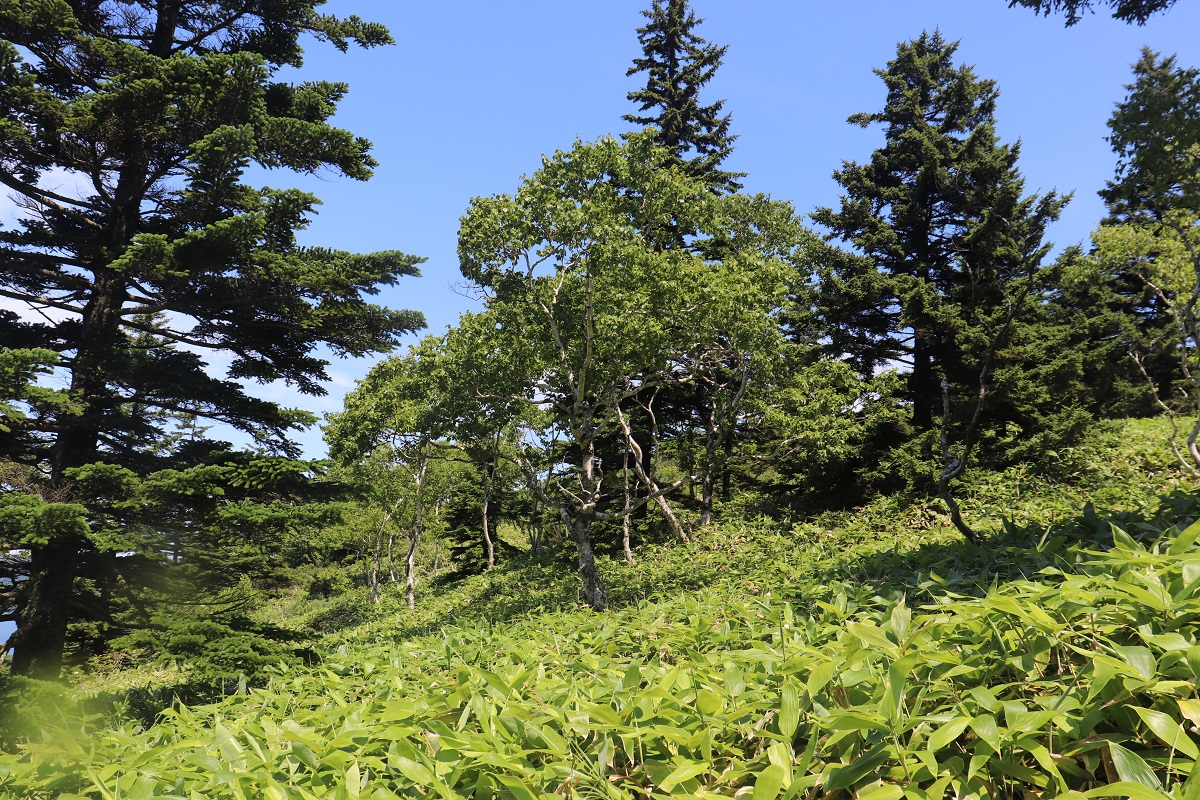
624, 0, 743, 194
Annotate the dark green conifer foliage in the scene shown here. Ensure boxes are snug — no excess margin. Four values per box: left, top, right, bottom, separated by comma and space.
813, 31, 1068, 440
624, 0, 742, 194
0, 1, 423, 679
1007, 0, 1177, 25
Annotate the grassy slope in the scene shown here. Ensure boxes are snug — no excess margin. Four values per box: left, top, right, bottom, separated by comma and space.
4, 418, 1200, 799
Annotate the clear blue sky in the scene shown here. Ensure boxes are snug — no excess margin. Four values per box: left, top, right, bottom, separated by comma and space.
266, 0, 1200, 457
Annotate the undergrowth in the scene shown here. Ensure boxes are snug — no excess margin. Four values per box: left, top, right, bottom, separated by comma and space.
3, 418, 1200, 799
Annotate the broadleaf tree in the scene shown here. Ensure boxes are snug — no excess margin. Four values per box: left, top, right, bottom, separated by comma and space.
456, 134, 797, 608
0, 1, 423, 678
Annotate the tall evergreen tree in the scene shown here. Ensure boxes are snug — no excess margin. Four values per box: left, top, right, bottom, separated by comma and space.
625, 0, 742, 194
0, 2, 423, 679
1096, 49, 1200, 469
812, 31, 1068, 474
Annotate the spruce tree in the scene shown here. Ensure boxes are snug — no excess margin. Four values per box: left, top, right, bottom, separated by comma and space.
625, 0, 742, 194
813, 31, 1068, 472
0, 2, 423, 679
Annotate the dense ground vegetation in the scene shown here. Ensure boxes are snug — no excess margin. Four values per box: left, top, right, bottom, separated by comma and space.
1, 419, 1199, 798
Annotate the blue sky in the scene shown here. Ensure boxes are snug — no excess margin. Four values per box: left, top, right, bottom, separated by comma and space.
263, 0, 1200, 457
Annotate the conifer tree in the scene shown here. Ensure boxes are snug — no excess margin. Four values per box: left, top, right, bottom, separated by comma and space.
813, 32, 1068, 489
0, 2, 423, 679
625, 0, 742, 194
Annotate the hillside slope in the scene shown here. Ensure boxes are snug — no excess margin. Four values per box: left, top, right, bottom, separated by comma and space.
4, 418, 1200, 800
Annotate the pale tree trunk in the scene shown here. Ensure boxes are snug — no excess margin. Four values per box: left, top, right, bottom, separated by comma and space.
622, 448, 635, 565
405, 456, 430, 610
386, 531, 397, 583
481, 430, 500, 569
571, 438, 607, 609
614, 404, 689, 543
700, 409, 719, 528
369, 530, 381, 605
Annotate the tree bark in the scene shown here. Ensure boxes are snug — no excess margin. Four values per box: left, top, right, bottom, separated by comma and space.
9, 537, 81, 679
622, 449, 635, 565
481, 431, 500, 570
570, 512, 607, 610
405, 457, 429, 610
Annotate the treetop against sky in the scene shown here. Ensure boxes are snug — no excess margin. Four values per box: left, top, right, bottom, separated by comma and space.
3, 0, 1196, 459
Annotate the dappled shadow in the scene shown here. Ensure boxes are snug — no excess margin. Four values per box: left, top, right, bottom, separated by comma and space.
781, 487, 1200, 611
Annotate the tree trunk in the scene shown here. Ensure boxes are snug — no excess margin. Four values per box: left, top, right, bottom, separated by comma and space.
481, 436, 498, 570
369, 530, 381, 604
720, 435, 733, 501
570, 513, 607, 610
911, 329, 935, 430
622, 449, 635, 565
9, 537, 80, 679
386, 531, 397, 583
405, 457, 429, 610
404, 529, 418, 609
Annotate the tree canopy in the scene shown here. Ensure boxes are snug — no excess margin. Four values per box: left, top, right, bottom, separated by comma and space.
0, 1, 422, 678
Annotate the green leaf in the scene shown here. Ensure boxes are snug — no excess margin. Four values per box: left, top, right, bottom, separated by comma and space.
888, 602, 911, 644
726, 664, 746, 697
928, 716, 972, 752
494, 775, 539, 800
1170, 519, 1200, 554
1185, 647, 1200, 679
752, 764, 786, 800
1133, 706, 1200, 758
807, 661, 836, 696
1116, 646, 1158, 681
291, 741, 320, 771
1109, 741, 1163, 790
1112, 526, 1146, 553
1084, 782, 1171, 800
970, 714, 1001, 753
825, 743, 890, 792
1179, 699, 1200, 727
779, 680, 801, 741
696, 689, 723, 716
622, 661, 641, 690
660, 760, 708, 792
393, 755, 436, 786
858, 784, 905, 800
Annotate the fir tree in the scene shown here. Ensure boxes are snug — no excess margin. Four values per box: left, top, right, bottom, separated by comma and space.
0, 2, 423, 679
812, 31, 1069, 482
624, 0, 742, 194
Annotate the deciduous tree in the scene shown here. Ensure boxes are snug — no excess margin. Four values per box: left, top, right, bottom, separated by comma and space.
457, 135, 792, 607
1100, 49, 1200, 468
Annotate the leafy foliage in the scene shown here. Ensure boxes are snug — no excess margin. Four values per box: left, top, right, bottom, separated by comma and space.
2, 420, 1198, 799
